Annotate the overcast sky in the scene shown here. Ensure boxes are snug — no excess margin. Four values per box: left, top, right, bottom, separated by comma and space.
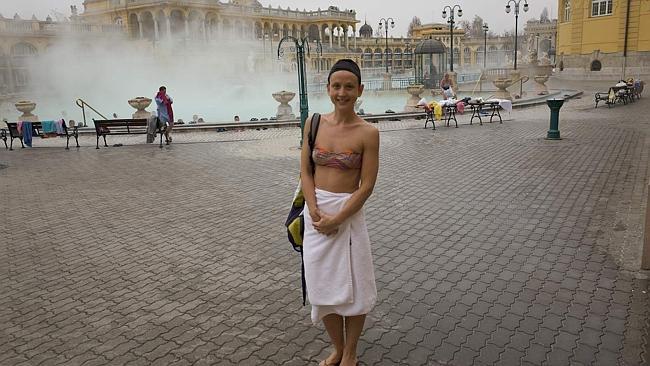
2, 0, 557, 36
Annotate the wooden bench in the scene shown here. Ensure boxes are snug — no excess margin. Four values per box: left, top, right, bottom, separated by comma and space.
93, 118, 165, 149
442, 104, 458, 128
4, 120, 79, 150
595, 85, 635, 108
468, 101, 502, 125
419, 106, 436, 130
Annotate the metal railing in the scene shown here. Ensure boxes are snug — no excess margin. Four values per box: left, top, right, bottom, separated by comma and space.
76, 98, 109, 127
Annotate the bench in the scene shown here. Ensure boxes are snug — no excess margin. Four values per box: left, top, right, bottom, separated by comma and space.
468, 101, 502, 125
420, 103, 459, 129
4, 120, 79, 150
442, 104, 458, 128
93, 118, 165, 149
595, 85, 635, 108
419, 106, 436, 130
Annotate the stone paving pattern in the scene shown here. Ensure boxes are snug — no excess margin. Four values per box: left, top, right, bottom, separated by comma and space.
1, 87, 649, 365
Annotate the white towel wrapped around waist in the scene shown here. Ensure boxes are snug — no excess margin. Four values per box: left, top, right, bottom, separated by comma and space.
304, 188, 377, 324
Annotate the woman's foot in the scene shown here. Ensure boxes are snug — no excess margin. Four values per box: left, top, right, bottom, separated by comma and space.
319, 352, 342, 366
338, 357, 358, 366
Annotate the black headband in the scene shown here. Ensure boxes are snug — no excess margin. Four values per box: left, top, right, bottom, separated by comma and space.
328, 59, 361, 85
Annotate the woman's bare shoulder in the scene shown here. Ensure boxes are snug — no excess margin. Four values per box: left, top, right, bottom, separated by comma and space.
357, 118, 379, 141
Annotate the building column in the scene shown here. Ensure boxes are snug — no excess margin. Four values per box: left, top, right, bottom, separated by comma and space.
329, 23, 333, 48
345, 25, 349, 49
318, 25, 322, 44
353, 26, 357, 50
153, 18, 159, 40
184, 17, 189, 39
165, 14, 172, 40
137, 14, 143, 39
337, 26, 341, 47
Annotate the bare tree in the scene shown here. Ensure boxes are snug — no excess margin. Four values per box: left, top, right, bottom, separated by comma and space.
457, 20, 471, 37
407, 16, 422, 37
470, 15, 486, 38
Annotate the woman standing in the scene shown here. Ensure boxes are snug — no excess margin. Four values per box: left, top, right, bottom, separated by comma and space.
301, 59, 379, 366
155, 86, 174, 144
439, 73, 456, 100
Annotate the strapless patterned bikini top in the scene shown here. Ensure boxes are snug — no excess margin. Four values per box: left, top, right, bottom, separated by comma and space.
312, 146, 362, 170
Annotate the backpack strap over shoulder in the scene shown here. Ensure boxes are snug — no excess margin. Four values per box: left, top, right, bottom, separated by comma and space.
308, 113, 321, 173
309, 113, 320, 150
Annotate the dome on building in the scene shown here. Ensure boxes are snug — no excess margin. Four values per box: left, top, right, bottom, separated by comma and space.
414, 38, 446, 54
359, 21, 373, 38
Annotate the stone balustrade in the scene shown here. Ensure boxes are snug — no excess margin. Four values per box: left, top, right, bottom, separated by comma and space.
0, 18, 123, 35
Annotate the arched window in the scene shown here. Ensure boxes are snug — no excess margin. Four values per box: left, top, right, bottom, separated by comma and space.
590, 60, 602, 71
11, 42, 37, 56
563, 0, 571, 22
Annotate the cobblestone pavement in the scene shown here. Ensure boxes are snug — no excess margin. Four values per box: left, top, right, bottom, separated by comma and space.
1, 90, 649, 365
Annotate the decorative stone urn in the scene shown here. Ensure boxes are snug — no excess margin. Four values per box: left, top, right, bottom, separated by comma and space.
492, 78, 513, 100
128, 97, 152, 119
272, 90, 296, 120
534, 75, 550, 95
405, 84, 425, 112
15, 100, 39, 122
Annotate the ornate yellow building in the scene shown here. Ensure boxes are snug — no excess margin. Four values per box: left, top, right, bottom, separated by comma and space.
411, 22, 515, 70
557, 0, 650, 77
0, 12, 122, 96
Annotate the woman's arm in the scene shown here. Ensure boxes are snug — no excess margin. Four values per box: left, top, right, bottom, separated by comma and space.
300, 115, 320, 222
316, 126, 379, 231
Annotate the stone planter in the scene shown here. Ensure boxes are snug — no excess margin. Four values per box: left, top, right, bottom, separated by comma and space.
534, 75, 550, 95
272, 90, 296, 120
492, 78, 513, 100
15, 100, 39, 122
128, 97, 152, 119
405, 84, 424, 112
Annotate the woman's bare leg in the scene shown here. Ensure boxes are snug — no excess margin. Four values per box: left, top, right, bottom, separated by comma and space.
321, 314, 344, 365
164, 123, 173, 143
340, 314, 366, 366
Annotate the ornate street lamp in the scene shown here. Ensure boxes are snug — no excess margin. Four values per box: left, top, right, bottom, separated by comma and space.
482, 23, 489, 69
505, 0, 528, 70
278, 36, 322, 145
441, 5, 462, 72
378, 18, 395, 74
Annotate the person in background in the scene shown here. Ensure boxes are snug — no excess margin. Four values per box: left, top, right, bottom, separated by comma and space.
155, 86, 174, 144
439, 73, 457, 100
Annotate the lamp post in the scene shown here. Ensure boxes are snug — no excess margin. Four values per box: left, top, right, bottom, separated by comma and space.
505, 0, 528, 70
378, 18, 395, 74
278, 36, 322, 145
482, 23, 489, 68
442, 5, 462, 73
